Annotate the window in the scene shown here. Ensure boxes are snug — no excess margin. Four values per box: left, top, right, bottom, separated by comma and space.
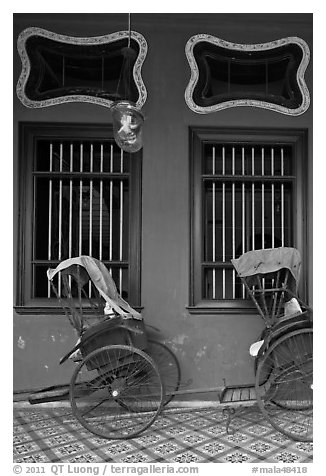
16, 27, 148, 110
185, 35, 310, 116
189, 127, 308, 313
16, 123, 142, 313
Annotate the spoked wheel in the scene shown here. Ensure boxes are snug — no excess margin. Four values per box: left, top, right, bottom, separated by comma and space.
255, 328, 313, 441
70, 345, 164, 439
146, 340, 181, 406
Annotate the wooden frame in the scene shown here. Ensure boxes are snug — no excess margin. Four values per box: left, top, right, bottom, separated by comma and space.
188, 127, 308, 314
15, 122, 142, 314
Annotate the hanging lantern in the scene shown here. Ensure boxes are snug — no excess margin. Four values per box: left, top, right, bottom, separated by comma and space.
111, 14, 144, 153
111, 100, 144, 153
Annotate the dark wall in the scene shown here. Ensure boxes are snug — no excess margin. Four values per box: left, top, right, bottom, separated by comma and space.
13, 13, 313, 393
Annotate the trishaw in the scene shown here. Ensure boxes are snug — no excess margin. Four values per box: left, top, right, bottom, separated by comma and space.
29, 248, 312, 442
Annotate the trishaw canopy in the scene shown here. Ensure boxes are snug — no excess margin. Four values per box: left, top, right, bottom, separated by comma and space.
47, 256, 142, 320
231, 247, 301, 292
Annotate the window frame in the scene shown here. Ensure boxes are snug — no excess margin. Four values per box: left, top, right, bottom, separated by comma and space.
15, 122, 142, 314
188, 126, 308, 314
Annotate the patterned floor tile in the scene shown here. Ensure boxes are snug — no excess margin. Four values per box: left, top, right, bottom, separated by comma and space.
172, 451, 205, 463
202, 424, 227, 437
264, 430, 292, 444
14, 453, 51, 463
14, 442, 40, 456
13, 404, 313, 463
29, 420, 61, 430
43, 433, 76, 446
13, 425, 25, 434
63, 453, 102, 463
168, 413, 193, 422
246, 440, 278, 455
185, 417, 212, 428
196, 441, 230, 456
34, 426, 67, 437
221, 450, 256, 463
101, 441, 137, 456
52, 442, 88, 458
222, 431, 253, 444
86, 435, 115, 446
179, 433, 208, 445
295, 441, 313, 454
245, 423, 271, 436
271, 451, 305, 463
164, 425, 189, 436
119, 452, 152, 463
150, 417, 176, 429
151, 442, 183, 456
13, 433, 33, 444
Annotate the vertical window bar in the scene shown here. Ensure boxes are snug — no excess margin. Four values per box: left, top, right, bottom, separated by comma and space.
241, 147, 246, 298
119, 149, 124, 294
271, 148, 275, 248
222, 146, 226, 299
212, 146, 216, 299
251, 147, 255, 250
89, 143, 93, 257
89, 143, 93, 297
261, 147, 265, 290
99, 143, 103, 261
281, 147, 284, 246
68, 143, 73, 290
232, 147, 235, 298
261, 147, 265, 248
79, 143, 83, 255
58, 142, 63, 295
47, 143, 53, 297
58, 143, 63, 260
69, 143, 73, 258
109, 144, 113, 273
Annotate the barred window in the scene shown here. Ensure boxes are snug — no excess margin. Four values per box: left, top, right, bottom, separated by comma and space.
189, 128, 307, 313
16, 123, 142, 313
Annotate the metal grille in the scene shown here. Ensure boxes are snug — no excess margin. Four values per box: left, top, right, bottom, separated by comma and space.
202, 143, 294, 300
33, 139, 130, 300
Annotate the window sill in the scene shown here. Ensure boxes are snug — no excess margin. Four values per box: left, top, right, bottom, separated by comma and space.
14, 305, 143, 315
186, 300, 258, 315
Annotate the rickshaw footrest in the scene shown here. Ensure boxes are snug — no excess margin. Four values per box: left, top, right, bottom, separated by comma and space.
29, 387, 70, 404
219, 383, 256, 404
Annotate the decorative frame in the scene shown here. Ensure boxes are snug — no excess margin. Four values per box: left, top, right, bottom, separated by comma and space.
185, 35, 310, 116
16, 27, 148, 109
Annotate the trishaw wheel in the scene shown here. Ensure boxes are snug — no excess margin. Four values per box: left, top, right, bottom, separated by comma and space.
255, 328, 313, 442
70, 344, 164, 440
146, 340, 181, 406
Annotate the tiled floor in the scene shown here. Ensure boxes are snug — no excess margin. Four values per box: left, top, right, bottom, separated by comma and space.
13, 403, 313, 463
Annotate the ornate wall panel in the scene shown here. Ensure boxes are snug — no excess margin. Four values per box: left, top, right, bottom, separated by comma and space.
16, 27, 148, 109
185, 35, 310, 115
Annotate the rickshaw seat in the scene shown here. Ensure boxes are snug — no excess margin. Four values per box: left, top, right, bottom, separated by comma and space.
256, 309, 312, 359
59, 316, 147, 365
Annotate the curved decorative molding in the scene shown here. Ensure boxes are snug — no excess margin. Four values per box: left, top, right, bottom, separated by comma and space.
185, 35, 310, 115
16, 27, 148, 109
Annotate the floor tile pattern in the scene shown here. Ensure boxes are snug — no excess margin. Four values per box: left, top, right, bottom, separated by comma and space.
13, 405, 313, 463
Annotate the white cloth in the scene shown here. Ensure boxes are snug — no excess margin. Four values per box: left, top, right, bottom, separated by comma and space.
284, 297, 302, 316
249, 339, 264, 357
47, 256, 142, 320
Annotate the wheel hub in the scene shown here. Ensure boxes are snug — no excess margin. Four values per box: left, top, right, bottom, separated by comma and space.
110, 377, 126, 398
